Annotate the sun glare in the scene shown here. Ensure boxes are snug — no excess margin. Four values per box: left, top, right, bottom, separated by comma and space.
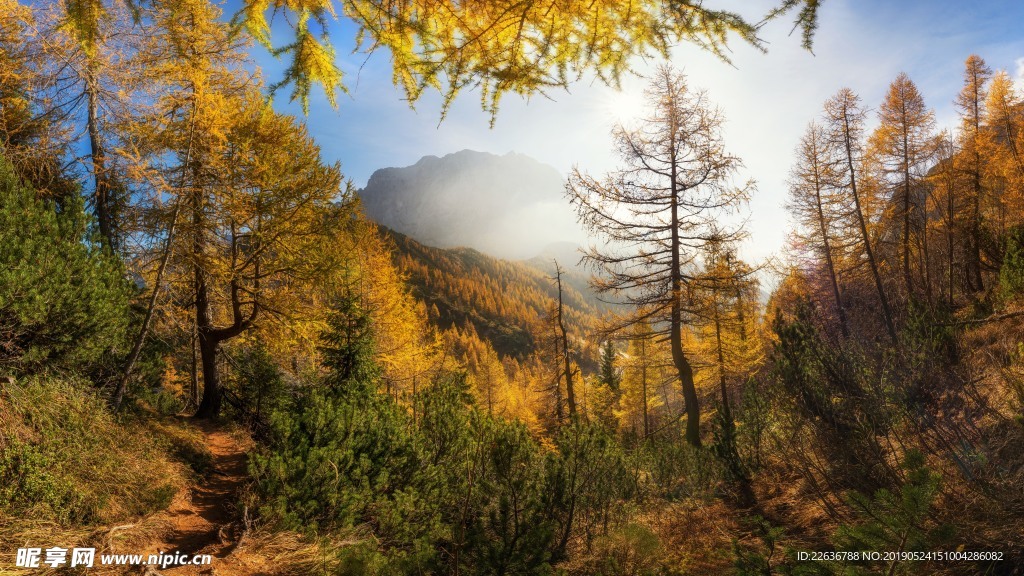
603, 88, 645, 123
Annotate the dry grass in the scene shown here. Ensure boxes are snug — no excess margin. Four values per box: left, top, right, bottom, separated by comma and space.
227, 525, 359, 576
0, 376, 199, 574
140, 415, 215, 478
0, 513, 174, 576
937, 308, 1024, 567
648, 499, 742, 575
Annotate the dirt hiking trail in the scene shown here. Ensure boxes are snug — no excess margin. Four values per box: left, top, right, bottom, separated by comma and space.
142, 422, 251, 576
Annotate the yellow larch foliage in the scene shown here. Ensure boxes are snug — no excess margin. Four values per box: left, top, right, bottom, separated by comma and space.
983, 70, 1024, 232
614, 322, 668, 438
230, 0, 825, 119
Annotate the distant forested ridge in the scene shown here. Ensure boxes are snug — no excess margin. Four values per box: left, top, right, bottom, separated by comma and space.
381, 227, 604, 360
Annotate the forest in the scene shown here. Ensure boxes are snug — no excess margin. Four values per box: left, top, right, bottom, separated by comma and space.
1, 0, 1023, 574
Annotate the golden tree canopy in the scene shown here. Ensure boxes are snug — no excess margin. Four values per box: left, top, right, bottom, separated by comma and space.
234, 0, 824, 116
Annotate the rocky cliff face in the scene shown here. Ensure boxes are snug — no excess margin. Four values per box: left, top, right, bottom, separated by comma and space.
358, 150, 585, 259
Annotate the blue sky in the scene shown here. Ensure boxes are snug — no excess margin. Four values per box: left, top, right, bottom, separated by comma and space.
248, 0, 1024, 262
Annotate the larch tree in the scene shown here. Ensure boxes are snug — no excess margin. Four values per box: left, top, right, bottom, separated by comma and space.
983, 70, 1024, 233
121, 0, 344, 417
0, 0, 79, 202
823, 88, 897, 343
690, 240, 759, 498
230, 0, 824, 117
62, 0, 119, 249
691, 239, 760, 413
347, 222, 442, 401
615, 321, 664, 439
466, 336, 508, 416
111, 0, 249, 410
32, 0, 146, 249
954, 55, 992, 292
787, 121, 851, 338
928, 131, 962, 307
538, 294, 581, 426
566, 65, 752, 447
868, 73, 936, 302
553, 260, 577, 418
191, 94, 342, 418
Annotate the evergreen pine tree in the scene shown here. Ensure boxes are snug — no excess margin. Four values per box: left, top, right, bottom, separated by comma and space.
0, 152, 130, 375
1000, 225, 1024, 296
319, 288, 381, 400
251, 293, 438, 560
598, 340, 620, 391
834, 451, 952, 575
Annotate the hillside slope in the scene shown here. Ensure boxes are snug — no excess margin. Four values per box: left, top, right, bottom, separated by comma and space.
381, 228, 606, 359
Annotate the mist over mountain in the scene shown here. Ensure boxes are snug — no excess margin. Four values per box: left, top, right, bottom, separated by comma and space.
358, 150, 586, 259
528, 241, 588, 271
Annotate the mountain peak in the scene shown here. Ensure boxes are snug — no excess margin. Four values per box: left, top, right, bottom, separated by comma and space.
359, 150, 584, 259
527, 242, 586, 271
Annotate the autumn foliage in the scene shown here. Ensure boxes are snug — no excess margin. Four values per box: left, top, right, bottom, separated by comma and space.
4, 0, 1024, 572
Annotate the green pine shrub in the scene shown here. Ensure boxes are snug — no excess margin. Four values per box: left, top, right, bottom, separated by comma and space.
1000, 225, 1024, 298
249, 294, 446, 572
546, 419, 633, 560
832, 450, 953, 575
456, 416, 554, 575
639, 436, 723, 502
225, 343, 290, 434
769, 300, 896, 491
581, 523, 667, 576
0, 152, 130, 376
250, 290, 661, 574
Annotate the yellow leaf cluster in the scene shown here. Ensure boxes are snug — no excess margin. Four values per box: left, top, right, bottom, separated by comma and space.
230, 0, 814, 119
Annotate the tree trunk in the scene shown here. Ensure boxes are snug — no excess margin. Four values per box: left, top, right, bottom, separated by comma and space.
85, 60, 114, 249
193, 257, 222, 418
970, 163, 984, 292
671, 181, 701, 446
811, 143, 850, 338
969, 90, 985, 292
732, 260, 748, 342
191, 209, 259, 418
920, 203, 934, 307
109, 205, 178, 411
190, 325, 199, 408
714, 303, 731, 425
947, 168, 956, 307
901, 117, 914, 299
195, 327, 222, 418
111, 102, 197, 411
842, 111, 897, 344
555, 262, 576, 417
639, 336, 649, 438
552, 331, 564, 424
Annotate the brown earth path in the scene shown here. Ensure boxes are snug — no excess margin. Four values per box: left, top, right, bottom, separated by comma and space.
141, 422, 251, 576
